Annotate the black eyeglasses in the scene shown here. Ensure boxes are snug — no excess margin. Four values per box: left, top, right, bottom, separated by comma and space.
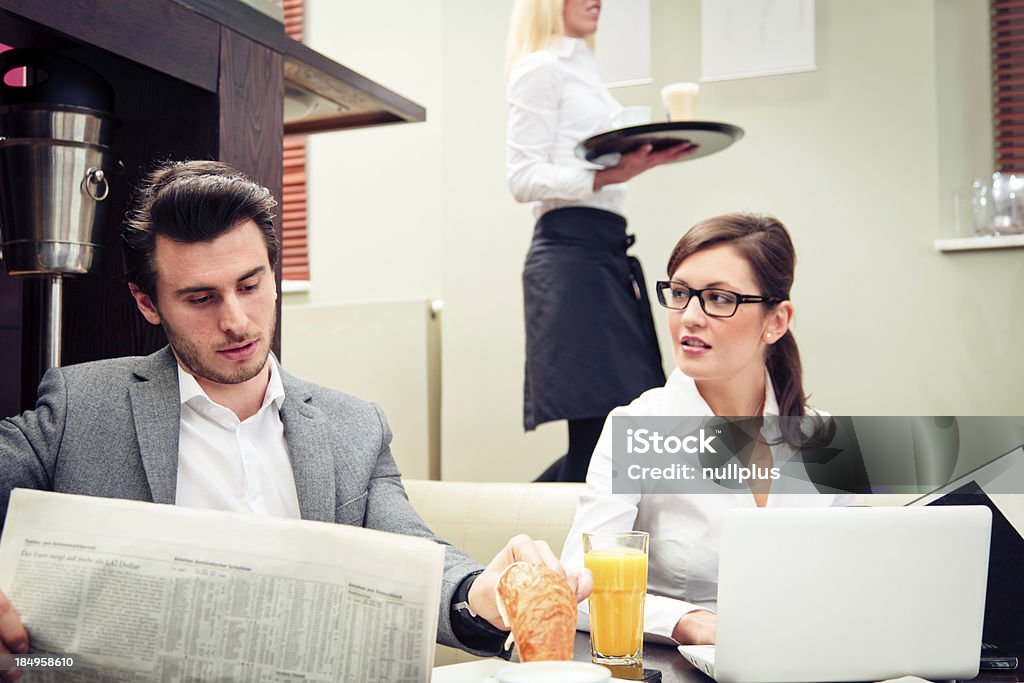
655, 281, 782, 318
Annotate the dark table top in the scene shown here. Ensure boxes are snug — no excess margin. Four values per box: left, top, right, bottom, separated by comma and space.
571, 632, 1022, 683
571, 631, 711, 683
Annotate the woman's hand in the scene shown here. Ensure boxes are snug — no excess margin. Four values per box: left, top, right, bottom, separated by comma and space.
672, 609, 717, 645
593, 142, 698, 190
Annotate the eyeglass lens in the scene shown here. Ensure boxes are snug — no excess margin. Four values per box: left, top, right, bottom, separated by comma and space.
662, 284, 738, 317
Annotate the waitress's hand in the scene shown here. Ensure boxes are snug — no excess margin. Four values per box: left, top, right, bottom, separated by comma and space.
672, 609, 717, 645
594, 142, 698, 190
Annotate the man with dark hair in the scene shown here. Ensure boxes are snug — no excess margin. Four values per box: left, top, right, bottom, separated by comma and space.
0, 160, 590, 670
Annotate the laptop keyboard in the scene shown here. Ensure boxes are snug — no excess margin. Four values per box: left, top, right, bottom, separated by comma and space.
680, 645, 716, 678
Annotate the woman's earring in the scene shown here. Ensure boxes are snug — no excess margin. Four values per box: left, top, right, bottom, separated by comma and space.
765, 333, 772, 340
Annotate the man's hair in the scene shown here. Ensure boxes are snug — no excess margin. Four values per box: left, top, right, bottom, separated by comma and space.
122, 160, 279, 299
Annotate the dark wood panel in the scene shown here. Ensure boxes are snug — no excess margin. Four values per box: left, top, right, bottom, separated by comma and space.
285, 111, 406, 136
0, 267, 19, 327
0, 0, 219, 92
19, 279, 44, 409
0, 271, 21, 416
0, 8, 75, 52
0, 328, 20, 417
218, 29, 283, 195
218, 27, 284, 358
172, 0, 283, 53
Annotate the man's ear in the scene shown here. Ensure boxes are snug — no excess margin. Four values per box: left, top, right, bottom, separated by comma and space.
129, 283, 162, 326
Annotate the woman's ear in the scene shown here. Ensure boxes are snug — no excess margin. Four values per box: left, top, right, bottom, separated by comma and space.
764, 301, 793, 344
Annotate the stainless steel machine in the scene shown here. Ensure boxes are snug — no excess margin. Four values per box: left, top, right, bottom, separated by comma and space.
0, 48, 115, 371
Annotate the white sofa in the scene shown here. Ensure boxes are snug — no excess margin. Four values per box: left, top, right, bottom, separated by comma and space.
403, 479, 585, 666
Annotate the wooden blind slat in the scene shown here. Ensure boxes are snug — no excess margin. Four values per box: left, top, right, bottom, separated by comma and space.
993, 0, 1024, 12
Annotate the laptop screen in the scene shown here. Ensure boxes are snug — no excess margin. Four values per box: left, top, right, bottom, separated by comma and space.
907, 447, 1024, 658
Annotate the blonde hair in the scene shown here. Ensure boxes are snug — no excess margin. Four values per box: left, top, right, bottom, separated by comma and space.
505, 0, 596, 78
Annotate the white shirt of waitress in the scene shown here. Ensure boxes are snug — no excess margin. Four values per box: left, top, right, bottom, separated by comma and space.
560, 368, 853, 642
506, 36, 627, 218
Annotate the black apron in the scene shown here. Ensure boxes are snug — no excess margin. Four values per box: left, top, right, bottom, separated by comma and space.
522, 207, 665, 430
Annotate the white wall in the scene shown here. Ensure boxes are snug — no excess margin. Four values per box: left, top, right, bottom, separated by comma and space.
288, 0, 1024, 483
281, 300, 441, 480
301, 1, 445, 304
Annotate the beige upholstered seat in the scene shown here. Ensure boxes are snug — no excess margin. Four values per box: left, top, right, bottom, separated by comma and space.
403, 479, 585, 666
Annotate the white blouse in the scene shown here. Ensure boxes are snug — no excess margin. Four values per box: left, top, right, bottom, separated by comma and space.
560, 368, 853, 642
506, 37, 627, 219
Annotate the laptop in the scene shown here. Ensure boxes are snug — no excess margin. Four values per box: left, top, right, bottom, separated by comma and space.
908, 445, 1024, 664
677, 506, 992, 683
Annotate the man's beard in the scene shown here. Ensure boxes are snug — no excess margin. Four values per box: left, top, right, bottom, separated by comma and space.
162, 317, 276, 385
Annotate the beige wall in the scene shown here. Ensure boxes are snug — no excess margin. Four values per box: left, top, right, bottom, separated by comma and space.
287, 0, 1023, 483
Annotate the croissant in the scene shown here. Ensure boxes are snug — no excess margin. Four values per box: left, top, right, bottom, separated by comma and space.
495, 562, 576, 662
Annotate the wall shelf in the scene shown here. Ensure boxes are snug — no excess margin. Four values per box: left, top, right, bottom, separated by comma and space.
173, 0, 426, 135
934, 234, 1024, 252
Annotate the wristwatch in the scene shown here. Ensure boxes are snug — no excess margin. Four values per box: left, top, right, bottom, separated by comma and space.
451, 569, 484, 621
452, 600, 478, 618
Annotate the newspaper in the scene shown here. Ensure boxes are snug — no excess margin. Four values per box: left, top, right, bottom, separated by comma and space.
0, 489, 445, 682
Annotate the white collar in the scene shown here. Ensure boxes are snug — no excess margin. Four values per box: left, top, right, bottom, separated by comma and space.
665, 367, 780, 417
546, 35, 587, 59
177, 353, 285, 414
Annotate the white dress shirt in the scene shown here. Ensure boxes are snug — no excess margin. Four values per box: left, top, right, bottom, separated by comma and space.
560, 368, 853, 642
174, 356, 301, 519
506, 37, 627, 219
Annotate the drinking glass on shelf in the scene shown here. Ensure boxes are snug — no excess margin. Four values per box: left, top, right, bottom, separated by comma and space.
971, 178, 992, 236
990, 172, 1024, 235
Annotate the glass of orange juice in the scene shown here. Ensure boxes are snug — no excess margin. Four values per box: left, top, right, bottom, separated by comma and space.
582, 531, 649, 665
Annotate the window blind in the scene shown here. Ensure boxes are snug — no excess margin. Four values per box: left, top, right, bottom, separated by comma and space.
993, 0, 1024, 172
278, 0, 309, 281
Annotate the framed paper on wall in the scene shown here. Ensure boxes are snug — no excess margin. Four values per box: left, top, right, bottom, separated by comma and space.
700, 0, 816, 82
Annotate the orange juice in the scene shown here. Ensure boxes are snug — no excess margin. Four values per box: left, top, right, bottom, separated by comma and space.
584, 547, 647, 659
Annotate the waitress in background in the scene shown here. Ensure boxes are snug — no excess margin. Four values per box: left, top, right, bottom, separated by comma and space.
505, 0, 694, 481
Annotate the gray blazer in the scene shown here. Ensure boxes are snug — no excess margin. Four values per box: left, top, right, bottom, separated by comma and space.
0, 347, 484, 652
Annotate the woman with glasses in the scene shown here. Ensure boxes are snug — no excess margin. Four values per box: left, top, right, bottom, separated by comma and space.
560, 213, 853, 645
505, 0, 694, 482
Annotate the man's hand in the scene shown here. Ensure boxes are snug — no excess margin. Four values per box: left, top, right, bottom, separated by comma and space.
0, 590, 29, 680
594, 142, 699, 190
672, 609, 716, 645
466, 534, 593, 630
